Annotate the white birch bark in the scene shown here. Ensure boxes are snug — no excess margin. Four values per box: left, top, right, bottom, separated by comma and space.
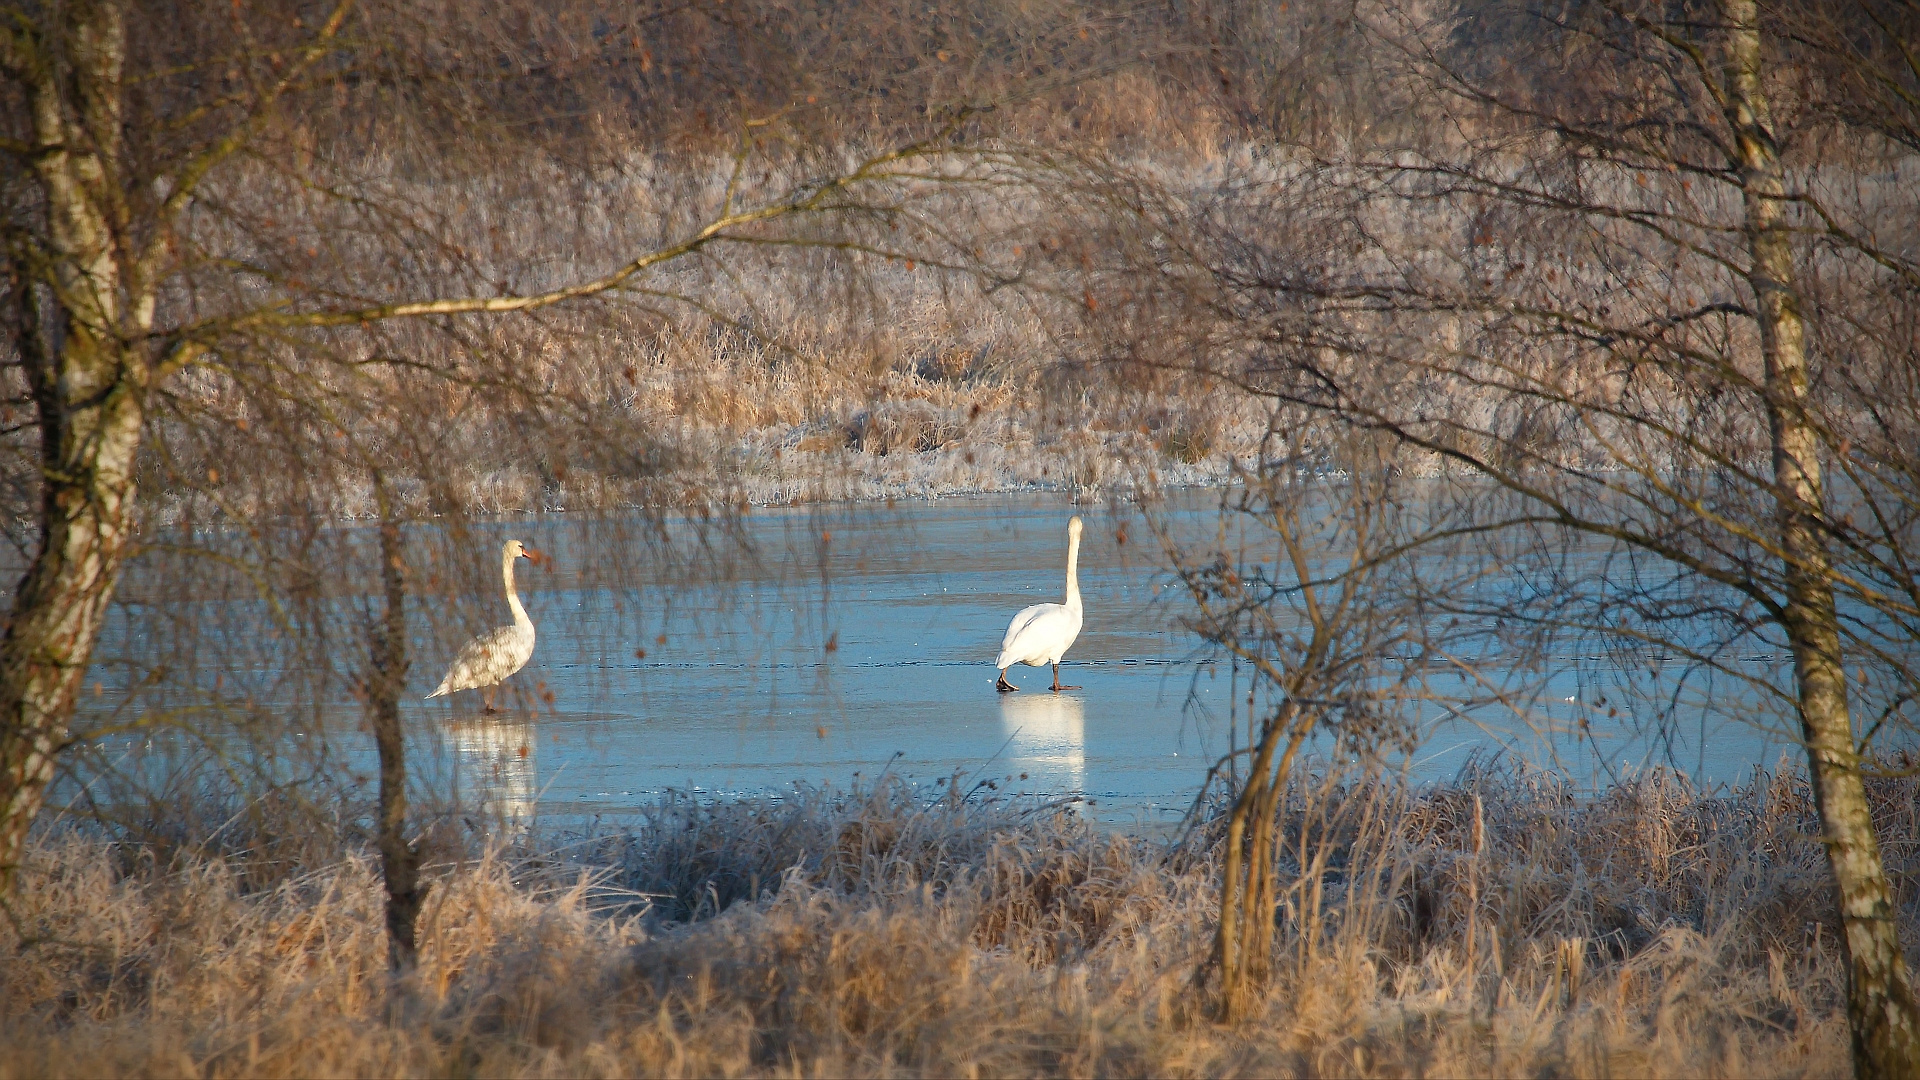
1722, 2, 1920, 1072
0, 1, 154, 890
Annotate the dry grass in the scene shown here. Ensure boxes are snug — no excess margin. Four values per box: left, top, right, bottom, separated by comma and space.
3, 764, 1892, 1077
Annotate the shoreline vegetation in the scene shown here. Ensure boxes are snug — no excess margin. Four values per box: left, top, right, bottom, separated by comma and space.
144, 276, 1263, 525
4, 762, 1899, 1077
4, 0, 1917, 1072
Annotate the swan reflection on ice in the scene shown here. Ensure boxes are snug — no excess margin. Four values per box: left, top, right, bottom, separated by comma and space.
446, 716, 537, 825
998, 693, 1085, 794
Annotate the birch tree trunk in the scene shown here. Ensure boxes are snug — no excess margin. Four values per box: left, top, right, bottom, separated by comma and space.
1722, 2, 1920, 1072
0, 0, 987, 897
0, 2, 154, 892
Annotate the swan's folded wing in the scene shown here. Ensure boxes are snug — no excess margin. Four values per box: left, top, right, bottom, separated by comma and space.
1000, 603, 1050, 650
997, 603, 1071, 667
433, 625, 523, 695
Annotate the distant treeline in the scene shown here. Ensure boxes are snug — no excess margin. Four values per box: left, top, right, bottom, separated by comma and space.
185, 0, 1400, 160
278, 0, 1916, 160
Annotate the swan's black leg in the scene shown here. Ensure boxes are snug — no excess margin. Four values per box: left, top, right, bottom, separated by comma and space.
482, 684, 497, 712
996, 670, 1019, 692
1050, 664, 1081, 692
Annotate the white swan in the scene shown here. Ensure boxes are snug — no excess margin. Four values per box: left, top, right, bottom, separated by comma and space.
428, 539, 544, 710
995, 515, 1084, 692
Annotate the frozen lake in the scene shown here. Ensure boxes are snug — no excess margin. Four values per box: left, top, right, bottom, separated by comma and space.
441, 494, 1228, 828
419, 492, 1803, 828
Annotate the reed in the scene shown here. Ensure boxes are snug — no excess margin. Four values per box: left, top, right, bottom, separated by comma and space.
2, 763, 1883, 1077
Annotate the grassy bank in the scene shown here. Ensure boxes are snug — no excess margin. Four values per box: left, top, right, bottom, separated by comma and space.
4, 764, 1900, 1077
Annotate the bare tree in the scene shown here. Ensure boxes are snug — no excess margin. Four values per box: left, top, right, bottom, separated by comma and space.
1066, 0, 1920, 1067
1160, 427, 1455, 1019
0, 0, 1014, 903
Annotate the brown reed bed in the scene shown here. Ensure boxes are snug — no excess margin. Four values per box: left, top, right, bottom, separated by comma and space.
2, 763, 1893, 1077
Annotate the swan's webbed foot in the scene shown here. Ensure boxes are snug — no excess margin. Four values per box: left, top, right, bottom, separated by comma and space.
1050, 666, 1080, 692
996, 671, 1019, 693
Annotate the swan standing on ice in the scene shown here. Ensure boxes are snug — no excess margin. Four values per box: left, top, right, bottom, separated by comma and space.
428, 539, 545, 711
995, 516, 1084, 693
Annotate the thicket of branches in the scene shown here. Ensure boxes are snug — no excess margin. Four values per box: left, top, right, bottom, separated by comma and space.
1049, 0, 1920, 1066
5, 0, 1920, 1074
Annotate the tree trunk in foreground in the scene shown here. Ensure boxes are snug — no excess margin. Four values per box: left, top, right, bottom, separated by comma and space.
1723, 2, 1920, 1072
0, 363, 145, 893
1213, 705, 1307, 1022
370, 508, 427, 973
0, 2, 151, 893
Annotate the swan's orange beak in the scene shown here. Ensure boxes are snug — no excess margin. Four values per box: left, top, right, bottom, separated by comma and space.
522, 547, 550, 569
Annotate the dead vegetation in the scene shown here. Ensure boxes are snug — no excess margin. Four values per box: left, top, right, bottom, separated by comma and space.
2, 763, 1890, 1077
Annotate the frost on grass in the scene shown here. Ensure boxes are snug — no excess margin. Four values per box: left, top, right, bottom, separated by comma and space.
142, 150, 1269, 528
2, 766, 1885, 1078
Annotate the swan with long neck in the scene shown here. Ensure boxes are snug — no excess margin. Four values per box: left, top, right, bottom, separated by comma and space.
994, 516, 1084, 692
428, 539, 545, 711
